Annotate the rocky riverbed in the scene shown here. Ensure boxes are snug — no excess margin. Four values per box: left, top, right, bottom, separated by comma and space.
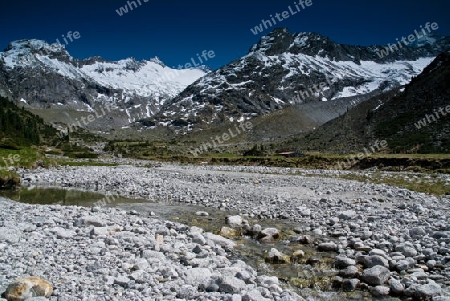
0, 197, 303, 301
3, 159, 450, 300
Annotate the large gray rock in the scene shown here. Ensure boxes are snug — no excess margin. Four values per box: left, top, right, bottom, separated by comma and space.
409, 227, 426, 239
176, 284, 197, 299
132, 259, 149, 271
190, 233, 206, 245
142, 250, 166, 262
362, 255, 389, 268
395, 243, 417, 257
396, 258, 415, 271
266, 248, 288, 264
368, 249, 387, 258
404, 283, 420, 297
90, 227, 109, 236
206, 283, 219, 292
335, 256, 356, 268
318, 242, 337, 252
371, 285, 390, 296
415, 282, 441, 299
52, 227, 76, 239
297, 206, 311, 217
338, 210, 356, 220
361, 265, 390, 285
114, 276, 131, 288
243, 289, 271, 301
0, 227, 21, 244
388, 278, 405, 294
16, 222, 36, 233
196, 211, 209, 216
81, 216, 106, 227
342, 279, 360, 292
258, 228, 280, 242
256, 275, 279, 287
432, 231, 450, 239
251, 224, 262, 236
226, 215, 244, 228
218, 276, 246, 294
184, 268, 212, 286
296, 235, 313, 244
204, 232, 236, 250
339, 266, 359, 278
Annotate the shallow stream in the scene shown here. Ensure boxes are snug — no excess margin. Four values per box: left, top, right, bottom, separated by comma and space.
0, 187, 400, 300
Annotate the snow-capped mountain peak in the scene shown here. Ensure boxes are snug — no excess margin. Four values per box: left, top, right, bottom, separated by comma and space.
0, 39, 209, 128
1, 31, 449, 134
150, 28, 450, 131
1, 39, 68, 69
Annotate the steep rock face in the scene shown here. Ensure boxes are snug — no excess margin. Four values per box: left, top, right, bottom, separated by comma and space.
288, 51, 450, 154
0, 39, 207, 130
152, 28, 449, 131
371, 51, 450, 153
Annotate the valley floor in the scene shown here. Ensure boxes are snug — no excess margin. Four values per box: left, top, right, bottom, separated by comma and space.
1, 159, 450, 300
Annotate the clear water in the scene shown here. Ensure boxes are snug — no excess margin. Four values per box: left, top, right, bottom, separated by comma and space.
0, 187, 401, 301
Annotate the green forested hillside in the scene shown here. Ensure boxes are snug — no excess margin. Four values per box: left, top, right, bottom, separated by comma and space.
0, 97, 57, 147
0, 96, 61, 188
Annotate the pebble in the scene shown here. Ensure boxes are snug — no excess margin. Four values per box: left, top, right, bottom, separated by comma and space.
361, 265, 390, 285
342, 278, 360, 292
318, 242, 337, 252
335, 256, 356, 268
371, 285, 390, 296
388, 278, 405, 294
258, 228, 280, 242
196, 211, 209, 216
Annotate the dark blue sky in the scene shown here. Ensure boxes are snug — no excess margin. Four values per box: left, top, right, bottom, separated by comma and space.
1, 0, 449, 70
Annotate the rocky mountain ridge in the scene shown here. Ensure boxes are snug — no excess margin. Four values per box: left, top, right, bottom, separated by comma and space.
1, 29, 449, 138
150, 29, 450, 133
0, 39, 207, 130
